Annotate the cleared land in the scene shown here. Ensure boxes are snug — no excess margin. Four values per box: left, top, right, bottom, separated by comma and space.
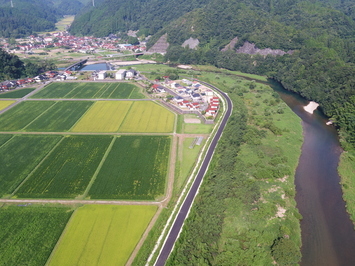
119, 101, 174, 133
48, 205, 156, 266
0, 88, 36, 98
0, 135, 62, 197
0, 205, 72, 266
89, 136, 171, 200
31, 82, 145, 99
25, 101, 93, 132
0, 100, 15, 111
0, 101, 55, 131
71, 101, 132, 132
16, 135, 112, 198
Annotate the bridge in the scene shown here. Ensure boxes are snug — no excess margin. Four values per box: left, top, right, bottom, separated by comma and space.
64, 59, 88, 71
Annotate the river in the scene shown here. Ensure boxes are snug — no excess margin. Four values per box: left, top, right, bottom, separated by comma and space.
271, 81, 355, 266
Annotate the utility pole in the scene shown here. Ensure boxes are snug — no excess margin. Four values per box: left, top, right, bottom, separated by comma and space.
10, 0, 13, 8
92, 0, 95, 7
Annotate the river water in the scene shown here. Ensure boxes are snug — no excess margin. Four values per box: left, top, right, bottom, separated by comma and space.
271, 82, 355, 266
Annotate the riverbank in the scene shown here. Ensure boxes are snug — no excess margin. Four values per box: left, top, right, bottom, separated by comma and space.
339, 151, 355, 225
164, 68, 303, 265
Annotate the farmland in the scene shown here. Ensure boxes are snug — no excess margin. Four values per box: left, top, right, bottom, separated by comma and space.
0, 205, 72, 266
0, 100, 15, 111
0, 88, 36, 98
25, 101, 93, 132
31, 82, 145, 99
48, 205, 157, 266
89, 136, 171, 200
71, 101, 132, 132
0, 135, 62, 197
16, 135, 113, 198
0, 101, 55, 131
119, 101, 175, 133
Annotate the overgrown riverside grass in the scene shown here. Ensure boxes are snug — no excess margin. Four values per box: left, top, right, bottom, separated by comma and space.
0, 88, 36, 98
25, 101, 93, 132
0, 135, 61, 197
31, 82, 145, 99
118, 101, 175, 133
174, 137, 204, 192
16, 135, 112, 198
0, 100, 15, 110
339, 151, 355, 224
167, 71, 302, 265
88, 136, 171, 200
48, 205, 157, 266
0, 205, 72, 266
71, 101, 132, 132
0, 101, 54, 131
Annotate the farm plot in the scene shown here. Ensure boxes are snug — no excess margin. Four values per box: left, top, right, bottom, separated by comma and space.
0, 100, 15, 111
119, 101, 175, 133
71, 101, 132, 132
89, 136, 171, 200
16, 135, 112, 198
0, 135, 62, 197
0, 88, 35, 98
48, 205, 156, 266
31, 82, 144, 99
24, 101, 93, 132
0, 206, 72, 266
0, 134, 12, 146
0, 101, 55, 131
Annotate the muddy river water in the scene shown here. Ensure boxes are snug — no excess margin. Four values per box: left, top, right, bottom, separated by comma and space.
273, 82, 355, 266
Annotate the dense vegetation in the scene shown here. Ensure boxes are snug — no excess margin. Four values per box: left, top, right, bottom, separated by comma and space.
0, 0, 85, 38
0, 49, 57, 81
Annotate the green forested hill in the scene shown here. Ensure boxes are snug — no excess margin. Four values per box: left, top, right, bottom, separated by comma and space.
69, 0, 209, 37
0, 0, 84, 38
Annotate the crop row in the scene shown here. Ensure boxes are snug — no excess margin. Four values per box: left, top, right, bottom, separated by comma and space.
31, 82, 144, 99
0, 206, 72, 266
89, 135, 171, 200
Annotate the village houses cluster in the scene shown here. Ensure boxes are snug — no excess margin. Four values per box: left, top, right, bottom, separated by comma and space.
152, 79, 220, 119
1, 31, 146, 54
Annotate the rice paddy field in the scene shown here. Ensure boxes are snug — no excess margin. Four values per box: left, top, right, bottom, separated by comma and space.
0, 88, 36, 98
48, 205, 157, 266
0, 205, 72, 266
71, 101, 132, 132
119, 101, 175, 133
0, 100, 15, 111
0, 135, 62, 197
16, 135, 113, 198
88, 136, 171, 200
31, 82, 145, 99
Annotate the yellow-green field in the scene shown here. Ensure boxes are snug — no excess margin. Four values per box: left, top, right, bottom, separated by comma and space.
48, 205, 157, 266
71, 101, 133, 132
0, 100, 15, 111
71, 101, 175, 133
119, 101, 175, 133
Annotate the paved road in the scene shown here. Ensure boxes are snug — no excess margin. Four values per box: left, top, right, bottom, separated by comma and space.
154, 80, 233, 266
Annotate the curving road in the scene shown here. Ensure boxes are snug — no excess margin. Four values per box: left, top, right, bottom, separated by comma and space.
154, 80, 233, 266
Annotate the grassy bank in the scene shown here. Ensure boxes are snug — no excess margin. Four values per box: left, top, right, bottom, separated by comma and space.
167, 69, 303, 265
339, 151, 355, 224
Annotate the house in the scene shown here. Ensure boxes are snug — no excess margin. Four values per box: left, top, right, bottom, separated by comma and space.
97, 71, 107, 80
17, 79, 26, 86
115, 69, 126, 80
174, 96, 184, 103
126, 69, 137, 78
192, 93, 201, 101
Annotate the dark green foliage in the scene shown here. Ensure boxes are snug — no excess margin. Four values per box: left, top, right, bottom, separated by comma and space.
0, 49, 24, 80
0, 206, 72, 266
0, 0, 58, 38
271, 237, 302, 265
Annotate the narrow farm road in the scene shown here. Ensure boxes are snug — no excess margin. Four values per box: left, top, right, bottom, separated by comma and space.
153, 80, 233, 266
